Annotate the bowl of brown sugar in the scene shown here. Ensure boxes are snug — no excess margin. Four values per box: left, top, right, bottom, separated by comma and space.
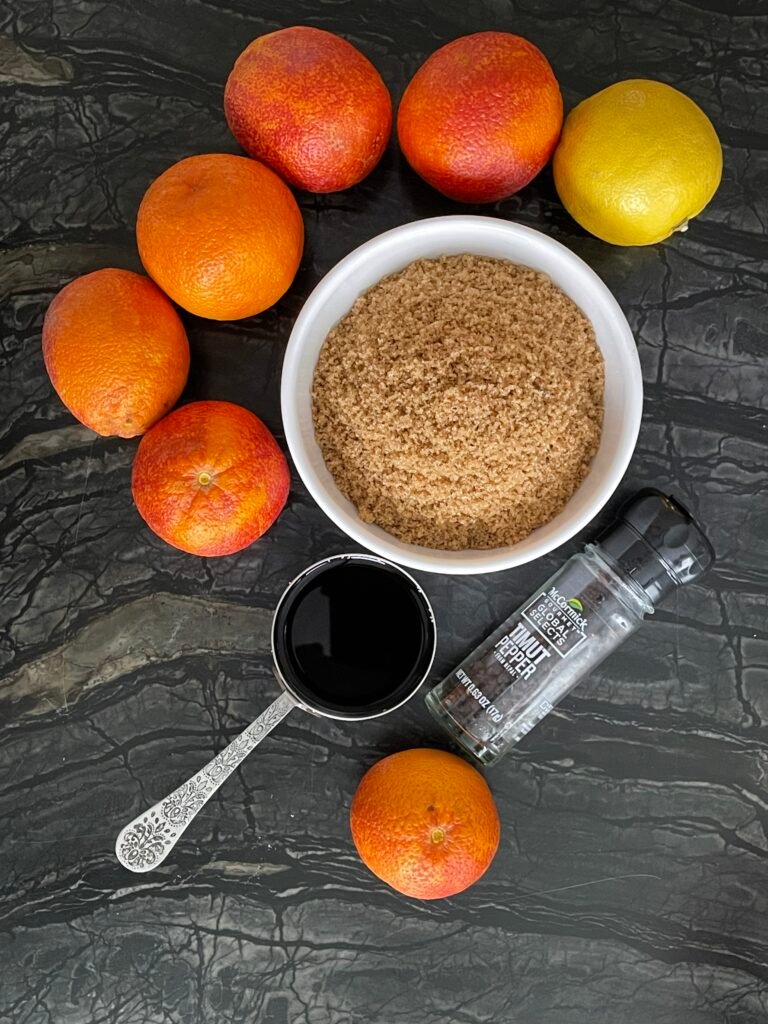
282, 216, 642, 574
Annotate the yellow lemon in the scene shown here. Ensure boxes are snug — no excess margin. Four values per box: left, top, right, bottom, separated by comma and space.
553, 79, 722, 246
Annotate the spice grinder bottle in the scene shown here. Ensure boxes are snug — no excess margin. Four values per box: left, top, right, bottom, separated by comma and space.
425, 489, 715, 766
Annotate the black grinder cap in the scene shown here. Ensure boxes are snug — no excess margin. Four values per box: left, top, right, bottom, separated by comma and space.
597, 489, 715, 606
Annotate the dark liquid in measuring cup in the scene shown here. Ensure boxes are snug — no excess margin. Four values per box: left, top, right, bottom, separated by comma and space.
274, 558, 434, 716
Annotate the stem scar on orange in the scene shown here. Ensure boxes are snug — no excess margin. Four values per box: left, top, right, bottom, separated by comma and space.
42, 268, 190, 438
350, 748, 501, 900
131, 400, 290, 557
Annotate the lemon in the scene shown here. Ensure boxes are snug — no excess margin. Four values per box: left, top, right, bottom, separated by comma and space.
553, 79, 722, 246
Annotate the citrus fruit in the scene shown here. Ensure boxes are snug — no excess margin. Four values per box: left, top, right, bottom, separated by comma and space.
42, 268, 189, 438
224, 26, 392, 193
136, 154, 304, 320
131, 400, 289, 556
553, 79, 722, 246
349, 748, 500, 900
397, 32, 562, 203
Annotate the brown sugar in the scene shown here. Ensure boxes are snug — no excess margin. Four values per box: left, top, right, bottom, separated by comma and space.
311, 254, 604, 550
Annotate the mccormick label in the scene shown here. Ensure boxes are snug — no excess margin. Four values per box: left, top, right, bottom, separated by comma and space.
447, 584, 591, 733
522, 584, 589, 658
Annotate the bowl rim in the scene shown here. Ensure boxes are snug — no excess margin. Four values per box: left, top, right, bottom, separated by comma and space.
281, 215, 643, 575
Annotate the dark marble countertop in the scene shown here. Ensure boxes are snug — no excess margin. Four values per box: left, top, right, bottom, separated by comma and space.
2, 1, 767, 1022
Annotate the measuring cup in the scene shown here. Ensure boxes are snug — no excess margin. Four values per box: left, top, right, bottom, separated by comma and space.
115, 553, 436, 872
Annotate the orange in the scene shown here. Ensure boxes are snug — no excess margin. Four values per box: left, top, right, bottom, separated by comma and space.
397, 32, 562, 203
225, 26, 392, 193
349, 748, 500, 900
131, 400, 290, 556
136, 154, 304, 321
42, 268, 189, 438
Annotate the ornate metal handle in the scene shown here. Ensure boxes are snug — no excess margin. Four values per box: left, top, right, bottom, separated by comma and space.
115, 691, 295, 872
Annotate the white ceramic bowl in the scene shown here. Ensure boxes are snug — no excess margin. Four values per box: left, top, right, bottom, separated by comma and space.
281, 216, 642, 575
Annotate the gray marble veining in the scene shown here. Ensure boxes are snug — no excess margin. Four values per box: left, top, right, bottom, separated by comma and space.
1, 0, 767, 1021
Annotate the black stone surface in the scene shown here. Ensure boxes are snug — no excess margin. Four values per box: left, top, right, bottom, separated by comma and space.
2, 2, 767, 1021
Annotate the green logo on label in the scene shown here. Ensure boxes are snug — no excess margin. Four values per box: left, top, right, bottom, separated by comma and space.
567, 597, 584, 612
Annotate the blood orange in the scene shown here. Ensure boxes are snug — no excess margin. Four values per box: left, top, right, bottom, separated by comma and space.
132, 400, 289, 556
136, 154, 303, 321
350, 748, 500, 899
398, 32, 562, 203
42, 268, 189, 438
225, 26, 392, 193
